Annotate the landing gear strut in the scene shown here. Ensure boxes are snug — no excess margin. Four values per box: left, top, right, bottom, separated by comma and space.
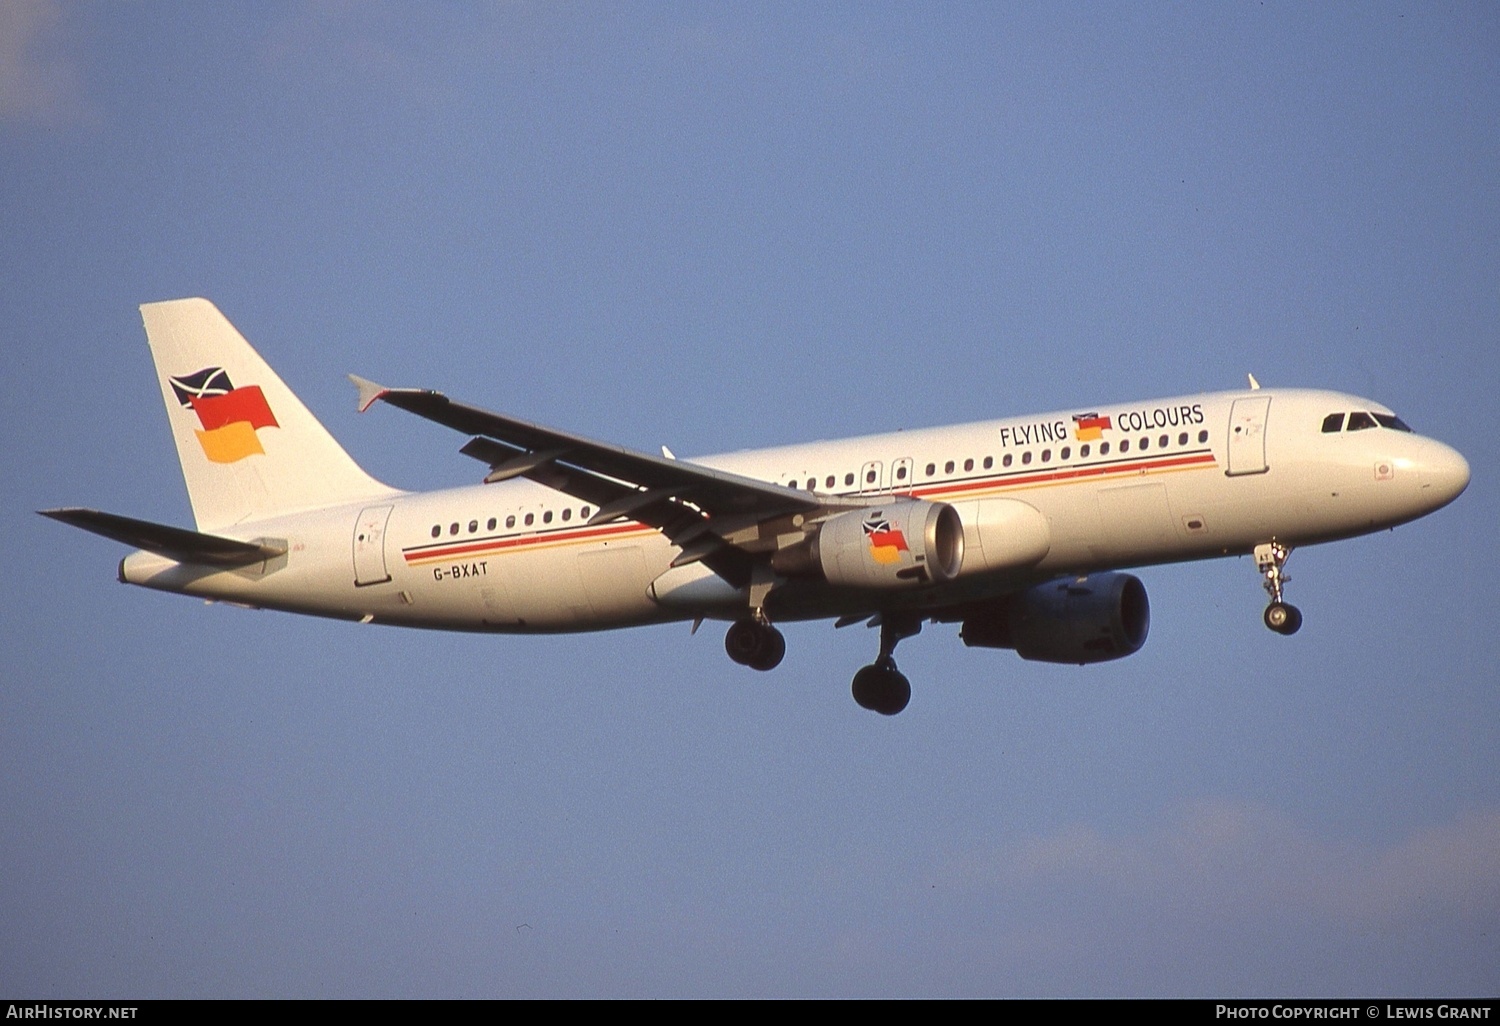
1255, 541, 1302, 636
725, 616, 785, 671
851, 614, 920, 716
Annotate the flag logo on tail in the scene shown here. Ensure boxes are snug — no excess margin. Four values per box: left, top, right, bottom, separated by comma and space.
1072, 412, 1112, 441
169, 367, 279, 463
862, 512, 910, 565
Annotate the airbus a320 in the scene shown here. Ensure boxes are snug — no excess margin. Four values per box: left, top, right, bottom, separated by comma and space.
44, 299, 1470, 714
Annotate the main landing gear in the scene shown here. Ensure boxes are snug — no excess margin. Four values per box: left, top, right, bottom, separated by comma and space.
724, 616, 786, 671
725, 611, 917, 715
1255, 540, 1303, 636
850, 614, 920, 716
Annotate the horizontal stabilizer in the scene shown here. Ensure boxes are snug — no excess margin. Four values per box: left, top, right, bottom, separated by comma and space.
39, 508, 285, 567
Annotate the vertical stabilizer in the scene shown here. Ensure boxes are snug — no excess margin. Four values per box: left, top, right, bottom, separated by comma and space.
141, 298, 398, 531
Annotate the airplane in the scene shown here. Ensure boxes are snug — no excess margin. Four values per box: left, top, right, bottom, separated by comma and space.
42, 298, 1470, 715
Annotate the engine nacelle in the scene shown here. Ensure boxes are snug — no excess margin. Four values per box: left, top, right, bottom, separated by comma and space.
773, 499, 964, 589
960, 572, 1149, 664
948, 497, 1051, 575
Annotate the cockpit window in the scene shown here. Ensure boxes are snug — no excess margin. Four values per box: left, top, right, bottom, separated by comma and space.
1346, 412, 1378, 431
1321, 413, 1345, 433
1373, 413, 1412, 432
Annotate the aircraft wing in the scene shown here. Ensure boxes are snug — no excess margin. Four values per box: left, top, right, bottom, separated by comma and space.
352, 377, 866, 584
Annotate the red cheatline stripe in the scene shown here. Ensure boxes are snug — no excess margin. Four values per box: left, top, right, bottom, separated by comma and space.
404, 521, 651, 563
911, 452, 1216, 499
402, 452, 1216, 562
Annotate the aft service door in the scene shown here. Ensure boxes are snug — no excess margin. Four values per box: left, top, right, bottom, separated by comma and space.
1226, 396, 1272, 476
353, 505, 393, 586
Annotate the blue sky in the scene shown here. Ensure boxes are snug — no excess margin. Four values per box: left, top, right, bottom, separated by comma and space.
2, 2, 1496, 998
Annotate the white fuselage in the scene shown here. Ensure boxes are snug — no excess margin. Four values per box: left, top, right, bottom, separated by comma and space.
119, 387, 1470, 632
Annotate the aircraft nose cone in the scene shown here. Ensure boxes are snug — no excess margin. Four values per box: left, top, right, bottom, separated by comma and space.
1421, 442, 1470, 509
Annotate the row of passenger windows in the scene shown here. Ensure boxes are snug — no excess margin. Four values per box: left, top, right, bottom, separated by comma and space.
429, 426, 1224, 537
430, 505, 595, 539
784, 430, 1211, 491
1321, 411, 1412, 434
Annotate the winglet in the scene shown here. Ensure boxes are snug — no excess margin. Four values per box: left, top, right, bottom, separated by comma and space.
349, 374, 389, 414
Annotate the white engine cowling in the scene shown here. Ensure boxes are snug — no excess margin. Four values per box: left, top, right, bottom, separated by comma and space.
960, 572, 1149, 664
948, 498, 1051, 575
774, 499, 965, 589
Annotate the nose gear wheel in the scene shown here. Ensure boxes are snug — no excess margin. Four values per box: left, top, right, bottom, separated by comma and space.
1254, 541, 1302, 636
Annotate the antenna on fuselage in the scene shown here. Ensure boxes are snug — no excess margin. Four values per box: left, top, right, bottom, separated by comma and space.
1247, 373, 1261, 390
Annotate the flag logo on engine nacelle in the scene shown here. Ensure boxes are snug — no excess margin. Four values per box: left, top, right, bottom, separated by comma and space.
862, 511, 910, 565
169, 367, 279, 463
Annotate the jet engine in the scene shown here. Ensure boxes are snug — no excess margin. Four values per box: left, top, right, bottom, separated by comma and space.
960, 571, 1149, 664
772, 499, 964, 589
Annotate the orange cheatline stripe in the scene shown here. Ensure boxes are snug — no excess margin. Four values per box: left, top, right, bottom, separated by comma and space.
404, 521, 654, 564
400, 452, 1218, 564
912, 452, 1216, 499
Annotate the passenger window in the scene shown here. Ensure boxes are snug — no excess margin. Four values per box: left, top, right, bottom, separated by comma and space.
896, 465, 907, 480
1139, 438, 1148, 451
524, 513, 534, 527
865, 469, 876, 484
468, 520, 478, 533
1197, 430, 1208, 443
506, 515, 516, 529
449, 523, 459, 535
430, 525, 440, 538
963, 458, 974, 472
844, 473, 855, 486
925, 463, 935, 477
543, 510, 553, 523
1322, 413, 1345, 433
1080, 444, 1090, 458
1347, 412, 1377, 431
1100, 442, 1110, 455
944, 461, 955, 474
1022, 451, 1032, 465
826, 475, 835, 488
562, 508, 572, 522
1060, 446, 1070, 460
1159, 434, 1168, 448
806, 478, 816, 491
487, 517, 497, 531
1041, 449, 1051, 463
581, 507, 591, 519
1120, 440, 1130, 452
1003, 453, 1013, 467
1178, 432, 1188, 446
983, 456, 993, 469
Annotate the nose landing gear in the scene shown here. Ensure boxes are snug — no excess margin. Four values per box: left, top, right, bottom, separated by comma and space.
1255, 541, 1302, 636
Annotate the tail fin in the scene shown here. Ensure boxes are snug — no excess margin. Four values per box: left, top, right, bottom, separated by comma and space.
141, 298, 398, 531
